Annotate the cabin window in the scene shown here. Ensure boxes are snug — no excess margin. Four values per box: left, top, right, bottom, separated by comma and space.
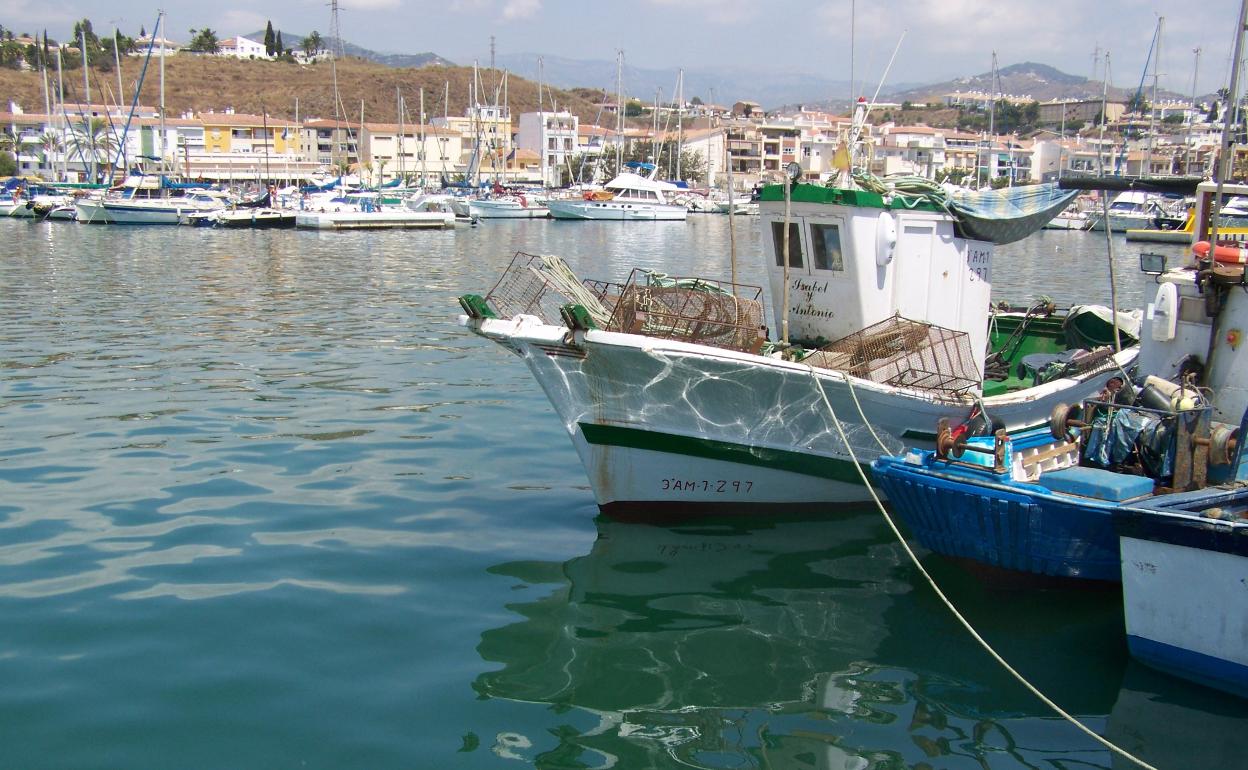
771, 221, 803, 268
809, 223, 844, 271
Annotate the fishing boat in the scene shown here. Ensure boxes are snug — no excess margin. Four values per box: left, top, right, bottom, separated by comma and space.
873, 170, 1248, 694
547, 162, 688, 221
459, 168, 1135, 515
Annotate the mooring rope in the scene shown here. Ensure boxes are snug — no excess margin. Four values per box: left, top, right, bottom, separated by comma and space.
806, 366, 1160, 770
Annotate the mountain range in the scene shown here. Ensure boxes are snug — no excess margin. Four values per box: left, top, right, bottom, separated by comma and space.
251, 34, 1201, 110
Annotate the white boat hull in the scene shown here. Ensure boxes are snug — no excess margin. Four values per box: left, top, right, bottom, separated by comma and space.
74, 199, 113, 224
1120, 531, 1248, 697
469, 200, 550, 219
294, 210, 455, 229
548, 199, 688, 221
465, 315, 1134, 514
100, 202, 186, 225
1087, 212, 1154, 232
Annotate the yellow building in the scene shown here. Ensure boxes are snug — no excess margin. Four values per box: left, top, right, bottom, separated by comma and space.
198, 111, 302, 157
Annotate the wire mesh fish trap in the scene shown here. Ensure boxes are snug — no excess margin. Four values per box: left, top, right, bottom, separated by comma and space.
603, 269, 767, 353
484, 252, 621, 326
804, 314, 979, 394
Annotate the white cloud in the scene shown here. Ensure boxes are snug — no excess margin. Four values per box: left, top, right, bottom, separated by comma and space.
502, 0, 541, 20
219, 10, 268, 34
340, 0, 403, 9
644, 0, 757, 24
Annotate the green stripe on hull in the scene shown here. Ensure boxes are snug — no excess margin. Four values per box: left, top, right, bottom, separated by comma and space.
578, 422, 868, 486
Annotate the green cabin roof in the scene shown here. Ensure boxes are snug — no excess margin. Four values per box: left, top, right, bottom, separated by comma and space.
758, 183, 946, 214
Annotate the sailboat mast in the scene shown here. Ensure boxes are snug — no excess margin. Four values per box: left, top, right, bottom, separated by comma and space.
1186, 47, 1201, 175
330, 0, 343, 174
56, 48, 66, 181
615, 50, 624, 172
676, 69, 683, 182
1146, 17, 1163, 174
398, 86, 405, 184
538, 55, 545, 186
419, 87, 427, 189
81, 26, 94, 182
113, 26, 123, 113
159, 12, 166, 177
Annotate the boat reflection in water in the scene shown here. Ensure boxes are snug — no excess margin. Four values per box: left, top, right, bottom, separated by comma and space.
470, 511, 1191, 769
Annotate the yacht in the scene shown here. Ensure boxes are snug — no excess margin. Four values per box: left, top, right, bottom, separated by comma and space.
547, 162, 688, 221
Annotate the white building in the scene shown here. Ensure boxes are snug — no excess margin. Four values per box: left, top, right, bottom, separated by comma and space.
217, 36, 269, 59
517, 110, 579, 187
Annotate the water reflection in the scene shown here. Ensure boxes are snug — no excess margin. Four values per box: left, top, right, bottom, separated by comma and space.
475, 512, 1142, 768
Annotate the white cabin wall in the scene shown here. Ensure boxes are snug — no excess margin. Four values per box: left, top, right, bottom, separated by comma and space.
1141, 273, 1248, 424
763, 202, 992, 378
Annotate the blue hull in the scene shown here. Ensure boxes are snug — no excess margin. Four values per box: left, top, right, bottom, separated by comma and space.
873, 457, 1122, 582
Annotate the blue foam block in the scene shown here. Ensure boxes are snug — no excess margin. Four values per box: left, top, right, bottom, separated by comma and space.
1037, 466, 1154, 501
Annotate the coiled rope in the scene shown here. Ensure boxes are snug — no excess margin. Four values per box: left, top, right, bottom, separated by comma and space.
806, 366, 1160, 770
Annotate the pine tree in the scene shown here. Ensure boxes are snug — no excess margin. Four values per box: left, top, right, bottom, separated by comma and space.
264, 21, 274, 57
275, 31, 284, 57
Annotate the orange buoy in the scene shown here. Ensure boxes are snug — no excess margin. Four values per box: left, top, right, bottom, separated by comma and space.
1193, 240, 1248, 265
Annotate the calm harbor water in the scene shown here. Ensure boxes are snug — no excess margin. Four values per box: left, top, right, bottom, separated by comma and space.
2, 217, 1244, 769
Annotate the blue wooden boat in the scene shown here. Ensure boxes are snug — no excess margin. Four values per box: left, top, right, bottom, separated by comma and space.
872, 421, 1149, 583
873, 389, 1248, 578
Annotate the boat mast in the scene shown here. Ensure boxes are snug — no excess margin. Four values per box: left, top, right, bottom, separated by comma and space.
1096, 51, 1123, 353
419, 87, 427, 189
676, 68, 683, 182
1146, 17, 1163, 175
397, 86, 405, 184
159, 12, 166, 180
615, 50, 624, 173
537, 55, 545, 186
1185, 47, 1201, 175
81, 25, 95, 183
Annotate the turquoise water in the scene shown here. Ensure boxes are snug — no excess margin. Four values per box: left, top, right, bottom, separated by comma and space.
1, 218, 1242, 768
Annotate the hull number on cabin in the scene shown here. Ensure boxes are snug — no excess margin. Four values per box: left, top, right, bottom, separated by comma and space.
967, 246, 991, 282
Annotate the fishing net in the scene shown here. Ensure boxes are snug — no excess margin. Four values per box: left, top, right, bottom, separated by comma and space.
804, 314, 979, 394
484, 252, 618, 327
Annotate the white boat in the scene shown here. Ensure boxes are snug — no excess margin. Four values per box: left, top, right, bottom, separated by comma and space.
75, 177, 229, 225
469, 194, 549, 219
1043, 205, 1090, 230
295, 207, 454, 230
461, 175, 1133, 514
1086, 191, 1181, 232
547, 162, 688, 221
99, 191, 228, 225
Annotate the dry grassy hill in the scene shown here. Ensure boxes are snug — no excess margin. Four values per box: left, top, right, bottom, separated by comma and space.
0, 55, 618, 126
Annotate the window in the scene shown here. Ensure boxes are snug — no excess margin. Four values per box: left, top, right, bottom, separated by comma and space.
809, 224, 844, 271
771, 221, 803, 268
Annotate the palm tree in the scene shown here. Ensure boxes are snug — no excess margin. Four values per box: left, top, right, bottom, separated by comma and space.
37, 131, 62, 175
0, 128, 22, 154
68, 118, 117, 181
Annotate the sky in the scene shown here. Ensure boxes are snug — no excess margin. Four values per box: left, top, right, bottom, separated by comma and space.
2, 0, 1243, 97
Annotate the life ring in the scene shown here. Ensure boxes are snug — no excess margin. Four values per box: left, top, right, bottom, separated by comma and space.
1193, 240, 1248, 265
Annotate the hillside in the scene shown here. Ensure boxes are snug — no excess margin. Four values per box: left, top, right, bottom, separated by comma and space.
246, 30, 455, 69
0, 55, 619, 126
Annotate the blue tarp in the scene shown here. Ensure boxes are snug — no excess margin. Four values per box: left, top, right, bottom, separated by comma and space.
945, 183, 1078, 245
300, 175, 344, 192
